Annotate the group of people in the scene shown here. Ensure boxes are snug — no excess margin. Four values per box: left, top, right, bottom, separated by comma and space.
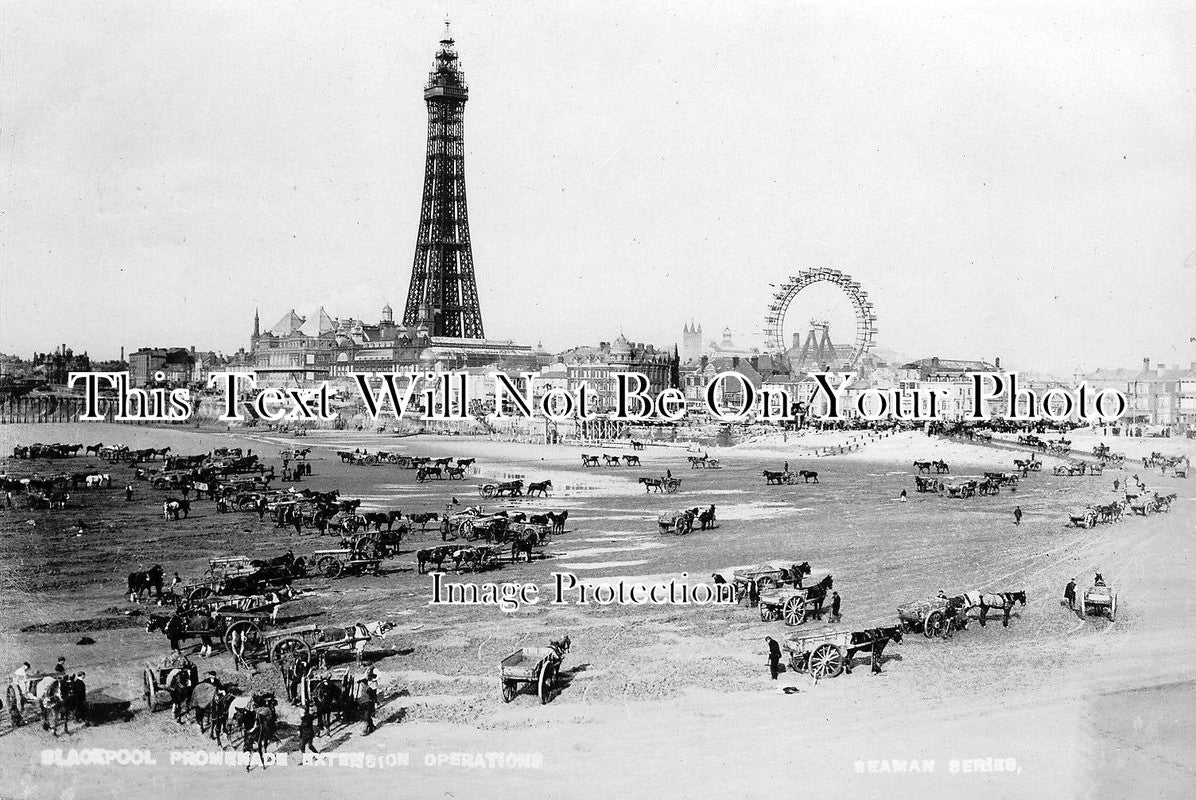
12, 657, 87, 731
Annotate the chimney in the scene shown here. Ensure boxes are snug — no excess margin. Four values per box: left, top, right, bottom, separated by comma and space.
995, 356, 1001, 370
700, 355, 709, 370
1143, 357, 1150, 371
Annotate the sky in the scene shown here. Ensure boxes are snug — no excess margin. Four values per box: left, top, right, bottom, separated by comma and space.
1, 0, 1194, 374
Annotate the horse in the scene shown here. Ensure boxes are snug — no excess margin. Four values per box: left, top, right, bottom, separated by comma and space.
511, 530, 538, 563
964, 590, 1026, 627
933, 460, 950, 473
639, 477, 665, 493
799, 470, 819, 484
417, 545, 456, 574
163, 498, 191, 520
446, 466, 466, 480
913, 461, 932, 473
581, 454, 600, 467
622, 455, 641, 466
147, 610, 220, 656
35, 676, 69, 736
803, 575, 834, 614
527, 479, 553, 497
843, 626, 903, 673
602, 454, 621, 467
698, 505, 717, 530
763, 470, 786, 485
408, 511, 440, 530
456, 458, 476, 469
328, 621, 394, 663
547, 510, 569, 534
308, 676, 346, 735
85, 443, 104, 457
128, 565, 165, 602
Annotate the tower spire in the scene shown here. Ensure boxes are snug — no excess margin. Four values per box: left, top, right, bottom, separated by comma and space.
253, 308, 260, 338
403, 27, 485, 338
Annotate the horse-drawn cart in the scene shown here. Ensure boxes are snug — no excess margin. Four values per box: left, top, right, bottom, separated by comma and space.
897, 595, 960, 638
657, 509, 695, 535
499, 637, 570, 705
783, 629, 851, 678
6, 673, 62, 726
262, 621, 394, 668
1082, 583, 1117, 621
757, 575, 832, 626
480, 480, 524, 498
143, 654, 197, 712
310, 543, 382, 578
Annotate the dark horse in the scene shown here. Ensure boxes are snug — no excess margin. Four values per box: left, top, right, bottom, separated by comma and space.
844, 625, 904, 673
698, 505, 717, 530
803, 574, 834, 616
147, 611, 220, 656
128, 565, 165, 603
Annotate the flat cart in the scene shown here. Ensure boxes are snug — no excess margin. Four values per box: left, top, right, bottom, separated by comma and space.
500, 646, 566, 705
310, 547, 382, 578
897, 596, 956, 638
730, 562, 809, 604
1082, 583, 1117, 621
783, 629, 852, 679
143, 654, 197, 712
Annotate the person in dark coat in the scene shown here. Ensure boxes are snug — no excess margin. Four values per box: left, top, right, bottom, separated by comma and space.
66, 672, 87, 724
258, 497, 267, 521
766, 637, 782, 679
125, 484, 134, 502
1064, 578, 1077, 611
830, 591, 842, 623
1013, 506, 1023, 525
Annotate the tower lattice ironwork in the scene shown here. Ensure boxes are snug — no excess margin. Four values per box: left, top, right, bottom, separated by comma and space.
403, 27, 485, 338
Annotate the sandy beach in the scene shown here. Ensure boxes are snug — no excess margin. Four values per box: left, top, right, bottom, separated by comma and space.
0, 423, 1192, 798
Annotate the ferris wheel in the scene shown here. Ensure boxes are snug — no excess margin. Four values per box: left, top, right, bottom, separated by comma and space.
763, 268, 878, 366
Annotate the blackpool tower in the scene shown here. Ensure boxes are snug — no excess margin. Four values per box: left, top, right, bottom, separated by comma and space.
402, 25, 485, 339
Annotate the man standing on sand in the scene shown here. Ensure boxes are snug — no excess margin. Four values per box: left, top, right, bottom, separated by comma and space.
1013, 506, 1023, 525
125, 484, 134, 502
766, 637, 782, 679
1064, 578, 1077, 612
359, 679, 377, 735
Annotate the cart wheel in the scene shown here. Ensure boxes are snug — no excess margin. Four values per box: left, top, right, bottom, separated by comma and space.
7, 685, 22, 726
188, 586, 215, 603
482, 485, 495, 498
318, 556, 343, 578
271, 636, 313, 664
925, 611, 944, 638
666, 483, 678, 493
224, 620, 264, 660
791, 654, 809, 674
501, 680, 516, 703
537, 662, 556, 705
809, 644, 843, 679
783, 597, 808, 626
